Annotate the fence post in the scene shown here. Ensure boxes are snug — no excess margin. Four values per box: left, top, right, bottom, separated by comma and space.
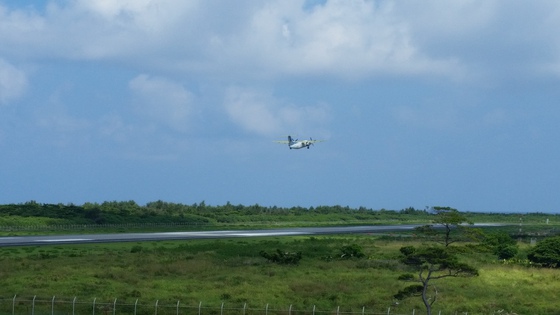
198, 302, 202, 315
155, 300, 159, 315
73, 297, 77, 315
113, 298, 117, 315
266, 304, 269, 315
313, 305, 316, 315
362, 306, 365, 315
412, 309, 415, 315
51, 296, 56, 315
337, 306, 340, 315
221, 302, 224, 315
177, 300, 180, 315
93, 298, 96, 315
12, 294, 16, 315
243, 303, 246, 315
289, 304, 292, 315
387, 307, 390, 315
134, 299, 139, 315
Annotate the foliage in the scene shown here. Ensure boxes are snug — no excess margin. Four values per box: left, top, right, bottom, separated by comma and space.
482, 232, 517, 248
415, 207, 473, 247
495, 245, 518, 260
393, 284, 423, 300
401, 220, 488, 314
527, 236, 560, 267
130, 245, 143, 253
396, 245, 478, 315
1, 201, 560, 234
259, 249, 303, 265
1, 237, 560, 314
339, 244, 365, 259
482, 232, 519, 260
0, 201, 404, 227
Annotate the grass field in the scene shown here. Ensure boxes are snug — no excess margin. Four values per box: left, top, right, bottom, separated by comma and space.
1, 232, 558, 315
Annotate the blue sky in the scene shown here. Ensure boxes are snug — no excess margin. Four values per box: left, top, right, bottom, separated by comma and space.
1, 0, 559, 213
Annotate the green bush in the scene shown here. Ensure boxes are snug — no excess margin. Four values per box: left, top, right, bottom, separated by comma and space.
130, 245, 143, 253
528, 236, 560, 267
496, 245, 518, 260
339, 244, 365, 259
482, 232, 519, 260
259, 249, 302, 265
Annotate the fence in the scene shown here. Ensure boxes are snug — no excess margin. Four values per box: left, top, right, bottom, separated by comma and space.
0, 295, 469, 315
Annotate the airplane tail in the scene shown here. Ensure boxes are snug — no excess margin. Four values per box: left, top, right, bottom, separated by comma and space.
288, 135, 295, 144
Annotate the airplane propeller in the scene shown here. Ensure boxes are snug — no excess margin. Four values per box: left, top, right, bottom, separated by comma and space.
307, 137, 314, 148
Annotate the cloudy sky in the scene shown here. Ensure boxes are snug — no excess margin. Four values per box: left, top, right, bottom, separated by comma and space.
1, 0, 559, 213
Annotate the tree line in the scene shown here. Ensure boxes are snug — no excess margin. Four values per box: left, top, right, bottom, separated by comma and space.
0, 200, 558, 226
0, 200, 433, 225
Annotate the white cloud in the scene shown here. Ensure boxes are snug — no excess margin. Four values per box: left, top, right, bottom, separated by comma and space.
393, 1, 498, 39
224, 88, 279, 135
0, 1, 462, 79
76, 0, 156, 18
0, 59, 27, 105
224, 87, 330, 136
210, 0, 462, 79
2, 1, 560, 80
0, 0, 202, 60
392, 1, 560, 80
128, 74, 194, 132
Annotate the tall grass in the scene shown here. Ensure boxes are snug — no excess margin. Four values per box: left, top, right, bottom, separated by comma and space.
1, 236, 559, 314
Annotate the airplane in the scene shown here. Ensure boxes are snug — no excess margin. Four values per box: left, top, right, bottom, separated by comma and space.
274, 135, 324, 149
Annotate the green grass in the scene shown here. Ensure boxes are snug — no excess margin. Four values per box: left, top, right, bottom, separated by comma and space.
0, 235, 559, 314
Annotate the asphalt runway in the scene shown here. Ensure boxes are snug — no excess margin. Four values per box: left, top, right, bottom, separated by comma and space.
0, 225, 422, 247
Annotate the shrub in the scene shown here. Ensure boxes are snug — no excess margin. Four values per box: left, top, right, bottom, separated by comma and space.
527, 236, 560, 267
482, 232, 516, 248
339, 244, 366, 259
259, 249, 302, 265
495, 245, 518, 260
482, 232, 519, 260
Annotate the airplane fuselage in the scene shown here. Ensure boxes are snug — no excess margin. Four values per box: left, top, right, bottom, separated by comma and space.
275, 136, 321, 150
289, 141, 312, 149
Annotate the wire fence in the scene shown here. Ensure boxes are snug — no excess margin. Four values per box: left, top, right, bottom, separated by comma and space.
0, 295, 474, 315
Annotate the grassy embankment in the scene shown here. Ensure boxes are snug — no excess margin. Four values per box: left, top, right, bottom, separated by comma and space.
1, 203, 559, 313
1, 230, 559, 315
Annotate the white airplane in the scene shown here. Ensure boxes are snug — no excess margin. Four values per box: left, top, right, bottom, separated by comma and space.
274, 135, 324, 149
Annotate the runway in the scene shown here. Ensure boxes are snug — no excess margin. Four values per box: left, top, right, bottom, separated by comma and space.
0, 225, 422, 247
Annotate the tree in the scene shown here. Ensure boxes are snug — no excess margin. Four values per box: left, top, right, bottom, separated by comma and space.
395, 246, 478, 315
527, 236, 560, 267
416, 206, 473, 247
